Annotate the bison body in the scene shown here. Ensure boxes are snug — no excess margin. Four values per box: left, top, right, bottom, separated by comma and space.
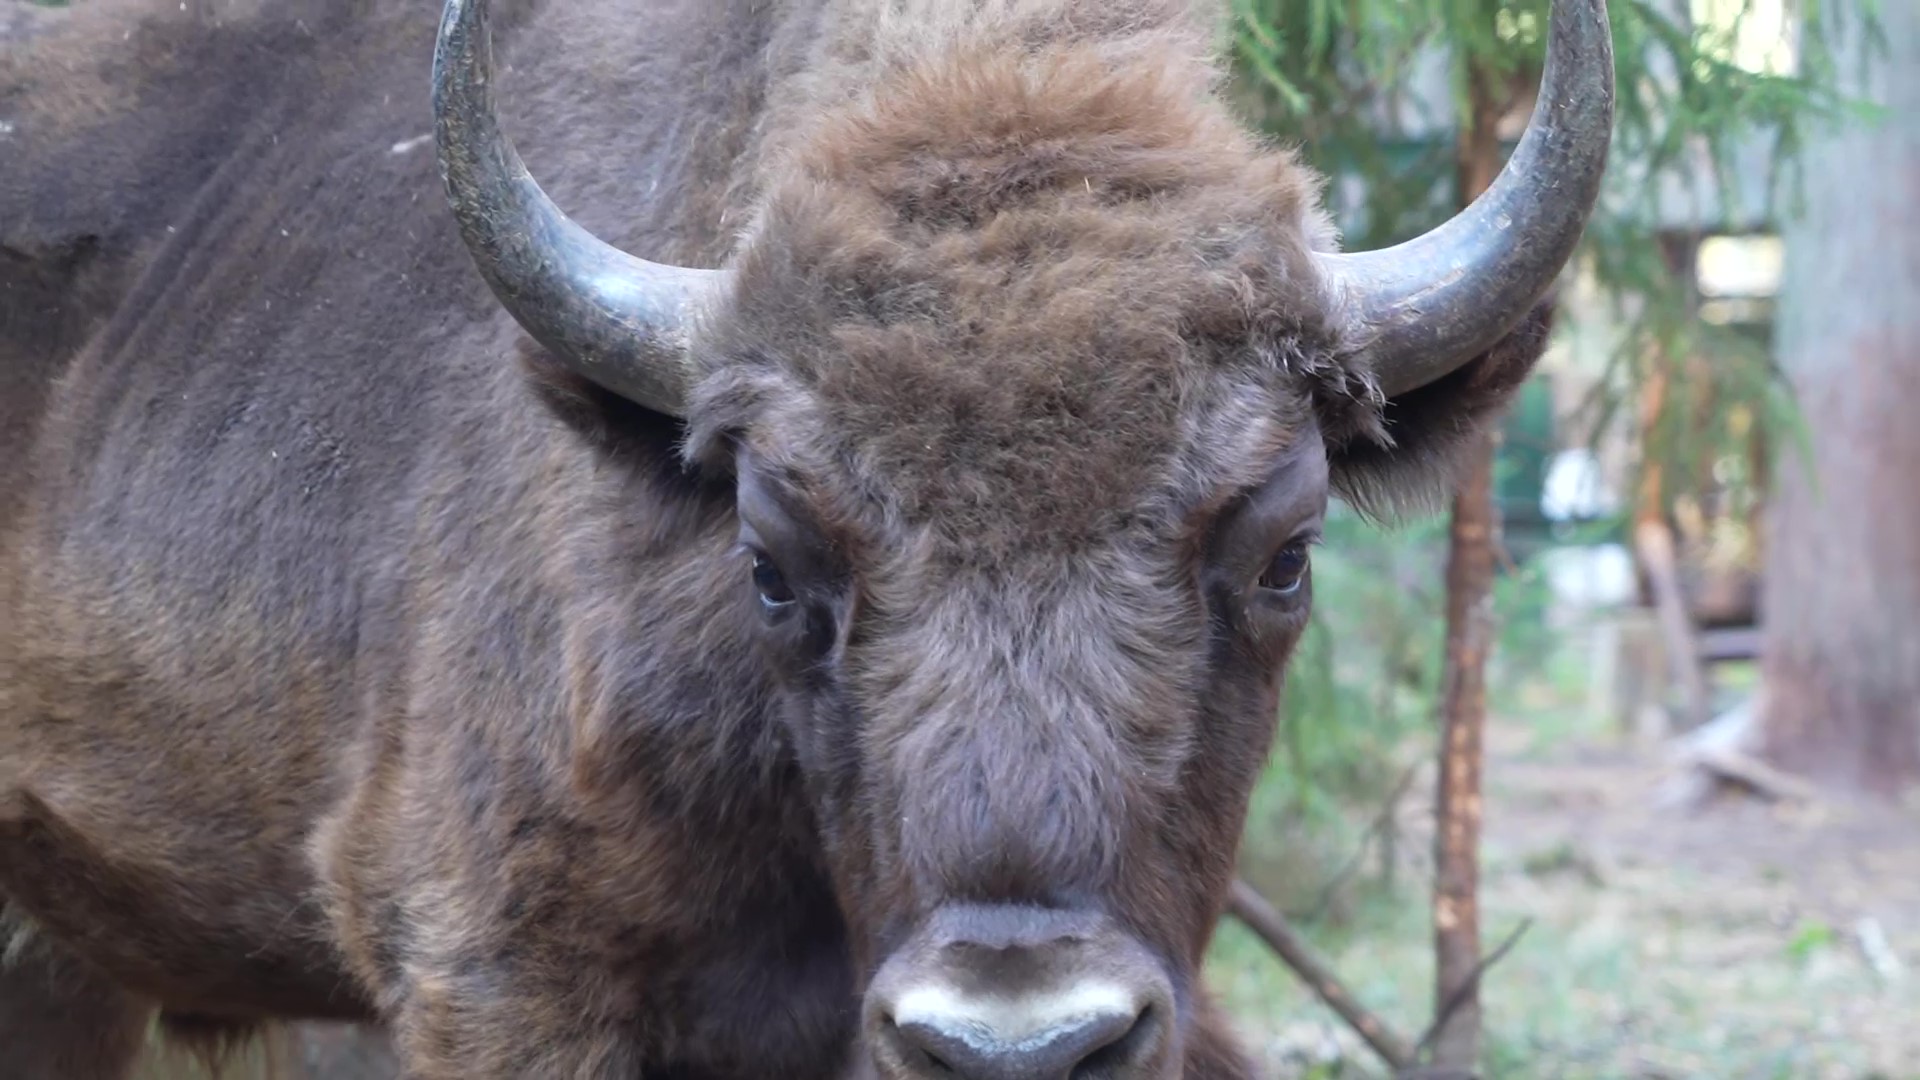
0, 0, 1609, 1076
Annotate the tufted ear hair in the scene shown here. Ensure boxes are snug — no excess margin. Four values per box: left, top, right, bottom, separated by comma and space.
1320, 295, 1558, 522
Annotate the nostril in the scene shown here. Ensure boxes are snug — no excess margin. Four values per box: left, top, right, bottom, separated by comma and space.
866, 907, 1174, 1078
1071, 1004, 1156, 1078
879, 1001, 1157, 1080
877, 1014, 957, 1077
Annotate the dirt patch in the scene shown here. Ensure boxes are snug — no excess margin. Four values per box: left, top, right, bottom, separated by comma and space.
1478, 725, 1920, 1078
1211, 720, 1920, 1079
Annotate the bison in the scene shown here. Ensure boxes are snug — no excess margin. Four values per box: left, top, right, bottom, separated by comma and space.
0, 0, 1612, 1075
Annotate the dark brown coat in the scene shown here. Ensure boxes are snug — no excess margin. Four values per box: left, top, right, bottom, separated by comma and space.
0, 0, 1552, 1076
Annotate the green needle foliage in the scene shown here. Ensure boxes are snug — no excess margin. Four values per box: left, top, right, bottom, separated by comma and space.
1227, 0, 1880, 512
1224, 0, 1882, 901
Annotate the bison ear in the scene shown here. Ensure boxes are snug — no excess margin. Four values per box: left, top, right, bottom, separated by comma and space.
517, 343, 695, 465
1320, 296, 1558, 521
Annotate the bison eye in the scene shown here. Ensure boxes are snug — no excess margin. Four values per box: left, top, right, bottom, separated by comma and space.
751, 551, 797, 610
1258, 540, 1311, 596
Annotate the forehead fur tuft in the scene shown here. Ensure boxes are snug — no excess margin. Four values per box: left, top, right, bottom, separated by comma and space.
688, 18, 1367, 556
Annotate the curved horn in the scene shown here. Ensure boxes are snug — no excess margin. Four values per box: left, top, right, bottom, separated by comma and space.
432, 0, 723, 415
1319, 0, 1614, 399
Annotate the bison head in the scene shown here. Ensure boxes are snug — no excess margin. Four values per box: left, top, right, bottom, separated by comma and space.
432, 0, 1611, 1076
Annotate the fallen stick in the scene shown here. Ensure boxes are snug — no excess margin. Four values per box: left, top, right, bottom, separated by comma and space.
1691, 746, 1818, 803
1225, 878, 1417, 1071
1662, 691, 1819, 807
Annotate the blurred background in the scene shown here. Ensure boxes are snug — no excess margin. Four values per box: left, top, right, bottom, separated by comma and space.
1204, 1, 1918, 1077
89, 0, 1913, 1077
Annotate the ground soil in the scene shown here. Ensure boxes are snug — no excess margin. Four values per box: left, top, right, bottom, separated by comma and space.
1215, 717, 1920, 1079
1475, 720, 1920, 1078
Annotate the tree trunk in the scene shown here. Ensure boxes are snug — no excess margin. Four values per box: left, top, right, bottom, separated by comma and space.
1426, 54, 1508, 1075
1759, 0, 1920, 794
1429, 434, 1495, 1071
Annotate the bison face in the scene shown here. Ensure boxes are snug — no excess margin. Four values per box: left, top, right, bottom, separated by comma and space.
430, 0, 1610, 1071
727, 421, 1326, 1076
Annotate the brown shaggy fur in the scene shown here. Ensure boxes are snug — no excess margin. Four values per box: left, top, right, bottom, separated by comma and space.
0, 0, 1553, 1076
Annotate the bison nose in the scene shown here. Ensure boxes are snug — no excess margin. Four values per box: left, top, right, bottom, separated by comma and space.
878, 988, 1157, 1080
865, 904, 1174, 1080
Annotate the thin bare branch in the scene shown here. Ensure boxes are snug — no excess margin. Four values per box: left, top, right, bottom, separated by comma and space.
1413, 917, 1536, 1065
1225, 878, 1417, 1071
1294, 762, 1422, 922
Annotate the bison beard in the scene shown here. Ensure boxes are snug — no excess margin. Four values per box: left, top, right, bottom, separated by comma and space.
0, 0, 1608, 1077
